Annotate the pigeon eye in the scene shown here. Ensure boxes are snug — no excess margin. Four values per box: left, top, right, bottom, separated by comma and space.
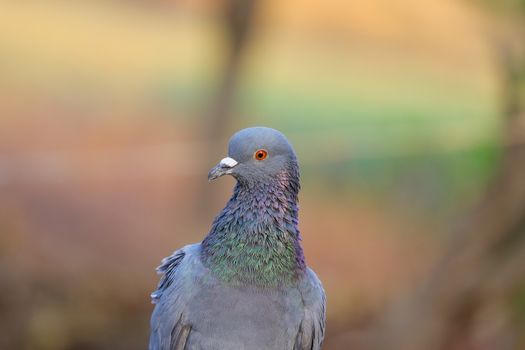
254, 149, 268, 161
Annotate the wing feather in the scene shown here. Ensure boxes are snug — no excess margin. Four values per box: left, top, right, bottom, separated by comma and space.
149, 245, 198, 350
151, 249, 186, 303
294, 268, 326, 350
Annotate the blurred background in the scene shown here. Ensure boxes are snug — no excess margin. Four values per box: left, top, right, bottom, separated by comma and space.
1, 0, 524, 349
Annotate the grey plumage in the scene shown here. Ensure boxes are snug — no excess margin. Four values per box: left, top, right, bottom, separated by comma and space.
149, 127, 326, 350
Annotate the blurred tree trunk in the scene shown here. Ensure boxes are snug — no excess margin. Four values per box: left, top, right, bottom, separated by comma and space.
207, 0, 258, 140
200, 0, 258, 212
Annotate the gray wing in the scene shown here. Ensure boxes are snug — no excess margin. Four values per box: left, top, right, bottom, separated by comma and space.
149, 244, 200, 350
294, 268, 326, 350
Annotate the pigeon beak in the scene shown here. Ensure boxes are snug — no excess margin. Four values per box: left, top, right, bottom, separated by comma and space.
208, 157, 238, 181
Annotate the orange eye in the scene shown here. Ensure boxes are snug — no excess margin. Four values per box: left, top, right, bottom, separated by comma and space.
254, 149, 268, 161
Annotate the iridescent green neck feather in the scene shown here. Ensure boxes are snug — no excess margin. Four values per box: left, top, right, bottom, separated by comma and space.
201, 166, 305, 288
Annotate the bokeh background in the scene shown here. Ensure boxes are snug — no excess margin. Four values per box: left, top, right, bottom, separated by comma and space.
1, 0, 524, 349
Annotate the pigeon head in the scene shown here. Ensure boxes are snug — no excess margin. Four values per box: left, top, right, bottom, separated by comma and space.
208, 127, 298, 186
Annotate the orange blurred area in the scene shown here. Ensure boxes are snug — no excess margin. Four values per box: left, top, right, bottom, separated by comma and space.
0, 0, 523, 349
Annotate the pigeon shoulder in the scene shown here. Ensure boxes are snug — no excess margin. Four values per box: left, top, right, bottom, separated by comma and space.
150, 243, 203, 303
299, 268, 325, 307
294, 267, 326, 350
149, 243, 205, 350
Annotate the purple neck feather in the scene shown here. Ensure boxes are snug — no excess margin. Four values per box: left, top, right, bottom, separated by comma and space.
201, 165, 306, 287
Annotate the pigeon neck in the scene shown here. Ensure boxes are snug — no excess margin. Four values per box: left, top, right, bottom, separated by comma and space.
201, 169, 306, 288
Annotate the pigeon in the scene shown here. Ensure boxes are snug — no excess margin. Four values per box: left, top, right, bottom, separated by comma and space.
149, 127, 326, 350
